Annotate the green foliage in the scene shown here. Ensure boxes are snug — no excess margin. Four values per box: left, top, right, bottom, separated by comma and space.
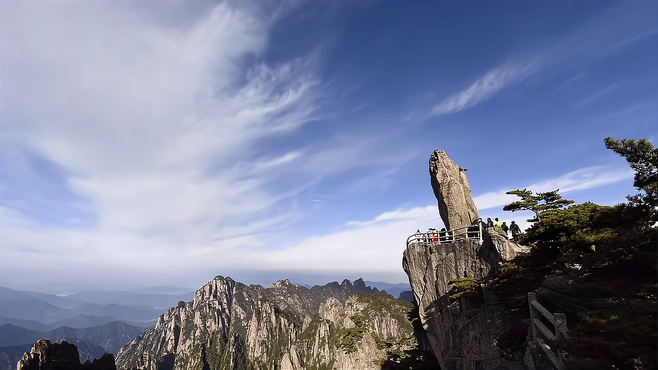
486, 137, 657, 369
605, 137, 657, 224
349, 313, 366, 327
522, 202, 615, 255
353, 291, 414, 339
503, 188, 574, 222
337, 312, 369, 353
339, 326, 364, 353
372, 333, 395, 350
488, 260, 546, 315
448, 277, 479, 300
558, 303, 656, 370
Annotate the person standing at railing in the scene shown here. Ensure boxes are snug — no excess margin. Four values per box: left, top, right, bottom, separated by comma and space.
501, 221, 509, 238
494, 218, 502, 228
486, 218, 494, 228
415, 229, 422, 243
439, 228, 447, 243
467, 220, 479, 238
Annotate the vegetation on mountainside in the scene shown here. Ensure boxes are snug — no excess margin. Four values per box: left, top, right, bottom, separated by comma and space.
447, 277, 479, 300
503, 189, 575, 222
338, 313, 366, 353
490, 137, 657, 369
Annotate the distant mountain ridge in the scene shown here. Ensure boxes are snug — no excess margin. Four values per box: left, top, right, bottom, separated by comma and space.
64, 291, 193, 310
0, 286, 193, 327
0, 315, 117, 332
0, 321, 143, 370
363, 281, 411, 298
0, 321, 145, 353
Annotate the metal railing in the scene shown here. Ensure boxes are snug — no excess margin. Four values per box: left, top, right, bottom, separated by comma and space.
528, 292, 569, 370
406, 223, 483, 247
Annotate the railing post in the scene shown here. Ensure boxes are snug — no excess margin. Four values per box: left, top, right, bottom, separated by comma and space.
528, 292, 538, 340
554, 313, 567, 370
478, 222, 483, 243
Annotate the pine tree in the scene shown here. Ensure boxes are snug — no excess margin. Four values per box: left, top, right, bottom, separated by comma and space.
604, 137, 657, 225
503, 188, 574, 222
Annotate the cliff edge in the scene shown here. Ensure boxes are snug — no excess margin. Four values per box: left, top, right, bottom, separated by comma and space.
403, 151, 528, 370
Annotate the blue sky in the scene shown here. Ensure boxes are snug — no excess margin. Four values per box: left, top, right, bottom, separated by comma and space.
1, 0, 656, 293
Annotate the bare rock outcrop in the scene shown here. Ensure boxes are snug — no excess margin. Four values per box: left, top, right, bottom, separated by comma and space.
403, 229, 525, 370
429, 150, 479, 230
17, 339, 116, 370
404, 150, 530, 370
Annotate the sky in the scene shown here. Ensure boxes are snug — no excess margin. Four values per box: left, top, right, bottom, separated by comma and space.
0, 0, 656, 294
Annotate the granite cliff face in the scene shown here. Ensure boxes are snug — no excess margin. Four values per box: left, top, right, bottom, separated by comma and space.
116, 277, 426, 370
404, 151, 529, 370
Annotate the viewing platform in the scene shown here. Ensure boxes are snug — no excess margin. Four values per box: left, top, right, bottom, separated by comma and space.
406, 223, 484, 247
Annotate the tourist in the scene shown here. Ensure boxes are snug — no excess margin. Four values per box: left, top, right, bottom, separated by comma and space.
494, 218, 502, 228
439, 228, 447, 243
501, 222, 509, 238
486, 218, 493, 228
510, 221, 522, 242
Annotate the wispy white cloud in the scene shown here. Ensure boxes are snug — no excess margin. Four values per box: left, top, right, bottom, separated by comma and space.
348, 164, 633, 229
431, 1, 656, 117
1, 0, 323, 238
247, 164, 632, 275
559, 71, 588, 89
0, 1, 316, 282
432, 62, 537, 116
574, 82, 621, 107
473, 165, 633, 210
598, 103, 645, 121
347, 205, 436, 226
0, 0, 422, 291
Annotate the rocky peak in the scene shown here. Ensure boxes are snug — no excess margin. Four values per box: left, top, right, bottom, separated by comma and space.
268, 279, 293, 289
318, 297, 344, 325
429, 150, 479, 230
17, 339, 116, 370
353, 278, 366, 289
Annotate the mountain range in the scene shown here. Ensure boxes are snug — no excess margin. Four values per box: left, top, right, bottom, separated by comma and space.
116, 276, 436, 370
0, 286, 194, 327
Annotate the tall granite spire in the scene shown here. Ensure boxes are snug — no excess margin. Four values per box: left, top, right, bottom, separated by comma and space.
429, 150, 479, 230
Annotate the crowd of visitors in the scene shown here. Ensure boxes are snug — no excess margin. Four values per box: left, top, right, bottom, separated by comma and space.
484, 217, 522, 241
414, 217, 523, 244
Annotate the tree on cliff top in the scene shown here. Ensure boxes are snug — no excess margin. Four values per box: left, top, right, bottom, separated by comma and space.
491, 137, 656, 369
604, 137, 657, 225
503, 188, 574, 222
